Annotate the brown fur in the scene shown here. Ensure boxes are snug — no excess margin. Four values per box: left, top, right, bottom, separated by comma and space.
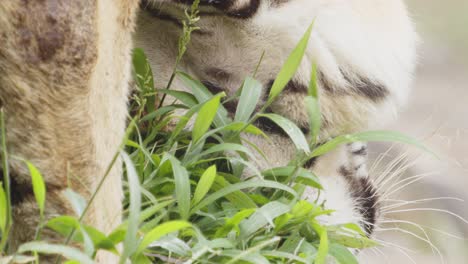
0, 0, 139, 262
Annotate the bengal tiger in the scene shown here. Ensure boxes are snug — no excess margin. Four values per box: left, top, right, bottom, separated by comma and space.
135, 0, 417, 241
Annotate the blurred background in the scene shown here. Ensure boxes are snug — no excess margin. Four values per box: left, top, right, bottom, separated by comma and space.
362, 1, 468, 263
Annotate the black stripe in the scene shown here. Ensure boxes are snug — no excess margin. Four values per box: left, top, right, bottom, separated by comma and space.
205, 68, 232, 82
284, 80, 308, 93
177, 0, 260, 19
350, 77, 389, 102
225, 0, 260, 19
140, 1, 210, 35
142, 7, 184, 28
202, 81, 224, 94
303, 156, 318, 168
351, 145, 368, 156
176, 0, 231, 8
339, 166, 379, 236
255, 114, 287, 136
319, 70, 389, 102
10, 175, 33, 206
270, 0, 290, 7
201, 81, 238, 116
265, 79, 308, 97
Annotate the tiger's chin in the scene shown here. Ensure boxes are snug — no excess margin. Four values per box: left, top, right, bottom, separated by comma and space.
245, 131, 380, 239
306, 142, 380, 238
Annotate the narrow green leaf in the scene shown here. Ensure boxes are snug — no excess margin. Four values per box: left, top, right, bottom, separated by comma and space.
166, 154, 191, 220
268, 23, 314, 103
131, 254, 153, 264
328, 233, 378, 249
311, 222, 329, 264
120, 152, 142, 263
199, 143, 253, 158
0, 255, 36, 264
311, 130, 435, 158
136, 221, 191, 253
0, 183, 6, 233
25, 161, 46, 217
140, 105, 184, 122
0, 108, 11, 253
262, 251, 307, 263
191, 180, 297, 214
235, 77, 263, 122
258, 113, 310, 154
305, 95, 321, 144
227, 237, 282, 264
82, 226, 117, 252
156, 89, 198, 107
178, 72, 231, 127
149, 235, 191, 257
46, 216, 79, 238
64, 261, 80, 264
192, 93, 224, 143
192, 165, 217, 205
222, 122, 267, 137
341, 223, 366, 236
308, 63, 319, 98
63, 189, 86, 217
329, 244, 358, 264
262, 166, 322, 189
212, 177, 257, 209
166, 103, 202, 146
224, 249, 271, 264
79, 226, 94, 257
240, 202, 290, 239
17, 242, 94, 264
215, 208, 256, 238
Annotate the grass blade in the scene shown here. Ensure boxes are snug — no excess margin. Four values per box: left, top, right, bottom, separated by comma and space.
120, 151, 142, 263
192, 165, 217, 206
0, 109, 11, 253
305, 65, 321, 144
166, 154, 191, 220
178, 72, 231, 127
267, 23, 314, 104
63, 189, 86, 217
235, 77, 263, 122
18, 242, 94, 264
240, 202, 290, 239
329, 244, 358, 264
136, 221, 192, 254
258, 113, 310, 154
157, 89, 198, 107
0, 183, 6, 234
24, 161, 46, 217
311, 222, 329, 264
191, 180, 297, 214
193, 93, 224, 143
311, 130, 435, 158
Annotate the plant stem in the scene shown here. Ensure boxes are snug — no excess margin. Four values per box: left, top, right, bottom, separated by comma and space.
0, 108, 12, 254
157, 0, 200, 110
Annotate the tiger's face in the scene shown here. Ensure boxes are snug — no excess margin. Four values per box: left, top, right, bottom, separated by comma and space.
136, 0, 416, 243
140, 0, 417, 138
